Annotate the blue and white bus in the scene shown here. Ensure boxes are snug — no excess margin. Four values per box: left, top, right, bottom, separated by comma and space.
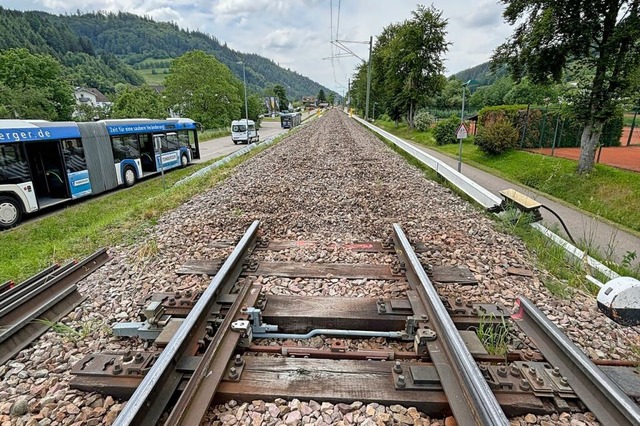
0, 118, 199, 229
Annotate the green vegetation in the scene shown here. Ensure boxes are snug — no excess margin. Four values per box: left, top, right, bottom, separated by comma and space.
495, 208, 597, 295
57, 11, 333, 100
624, 113, 638, 127
374, 119, 640, 235
199, 128, 231, 141
475, 314, 510, 357
368, 118, 619, 293
493, 0, 640, 174
36, 318, 110, 342
165, 51, 242, 129
0, 48, 73, 120
0, 7, 336, 116
138, 68, 169, 85
350, 5, 449, 127
111, 85, 166, 119
0, 7, 143, 94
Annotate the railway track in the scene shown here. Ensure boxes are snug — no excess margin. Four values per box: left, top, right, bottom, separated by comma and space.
0, 249, 108, 365
2, 110, 639, 425
68, 221, 640, 425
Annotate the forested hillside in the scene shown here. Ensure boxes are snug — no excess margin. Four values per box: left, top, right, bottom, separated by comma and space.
0, 8, 331, 100
0, 7, 144, 93
452, 61, 507, 86
54, 11, 331, 100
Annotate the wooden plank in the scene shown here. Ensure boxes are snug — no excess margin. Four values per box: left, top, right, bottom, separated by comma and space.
216, 357, 546, 416
177, 261, 476, 286
255, 240, 429, 253
250, 262, 402, 280
500, 189, 542, 211
263, 296, 513, 334
506, 267, 534, 277
430, 266, 477, 285
175, 260, 222, 276
263, 296, 406, 333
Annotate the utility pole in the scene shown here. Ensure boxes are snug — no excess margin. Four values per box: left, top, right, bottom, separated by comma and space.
365, 36, 373, 120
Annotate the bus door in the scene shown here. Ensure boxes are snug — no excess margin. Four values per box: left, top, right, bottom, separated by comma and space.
62, 139, 91, 199
139, 134, 156, 174
24, 141, 69, 207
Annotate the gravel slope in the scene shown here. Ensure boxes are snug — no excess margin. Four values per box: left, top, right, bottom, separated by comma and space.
1, 109, 638, 426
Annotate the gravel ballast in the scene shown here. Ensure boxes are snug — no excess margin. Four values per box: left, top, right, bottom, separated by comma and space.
1, 109, 638, 426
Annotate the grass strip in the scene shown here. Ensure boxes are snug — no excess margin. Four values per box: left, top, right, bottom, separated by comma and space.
374, 120, 640, 236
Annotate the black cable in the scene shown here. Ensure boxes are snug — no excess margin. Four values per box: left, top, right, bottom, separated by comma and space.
540, 204, 577, 245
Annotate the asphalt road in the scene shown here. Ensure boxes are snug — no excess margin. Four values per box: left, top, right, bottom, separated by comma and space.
195, 113, 317, 163
194, 121, 282, 163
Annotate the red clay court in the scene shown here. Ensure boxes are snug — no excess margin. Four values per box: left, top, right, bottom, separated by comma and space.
527, 126, 640, 172
529, 145, 640, 172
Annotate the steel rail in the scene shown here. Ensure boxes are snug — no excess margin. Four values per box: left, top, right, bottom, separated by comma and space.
0, 264, 59, 300
513, 297, 640, 426
393, 224, 508, 426
114, 220, 260, 426
0, 248, 108, 365
166, 283, 261, 425
0, 262, 75, 314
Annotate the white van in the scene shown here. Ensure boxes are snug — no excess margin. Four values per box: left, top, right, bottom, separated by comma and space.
231, 119, 259, 144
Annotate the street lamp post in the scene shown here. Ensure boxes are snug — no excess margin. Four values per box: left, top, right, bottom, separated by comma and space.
457, 80, 471, 173
237, 61, 249, 143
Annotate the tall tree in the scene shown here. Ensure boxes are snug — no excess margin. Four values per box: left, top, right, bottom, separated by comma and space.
273, 84, 288, 111
493, 0, 640, 173
112, 85, 165, 119
164, 51, 242, 128
317, 89, 326, 103
0, 48, 73, 120
327, 92, 335, 105
368, 5, 449, 128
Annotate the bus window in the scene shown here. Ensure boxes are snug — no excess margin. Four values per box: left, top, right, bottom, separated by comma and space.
112, 136, 127, 162
158, 134, 169, 152
123, 135, 139, 157
111, 135, 140, 162
232, 124, 246, 132
62, 139, 87, 173
0, 144, 29, 184
166, 133, 180, 151
177, 131, 190, 147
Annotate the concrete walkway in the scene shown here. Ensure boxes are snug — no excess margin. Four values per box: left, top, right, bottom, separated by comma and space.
400, 139, 640, 270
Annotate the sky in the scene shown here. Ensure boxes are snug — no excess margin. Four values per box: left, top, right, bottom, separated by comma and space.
2, 0, 514, 95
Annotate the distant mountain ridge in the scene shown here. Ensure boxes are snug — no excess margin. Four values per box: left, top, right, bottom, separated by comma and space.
0, 8, 332, 100
51, 11, 332, 100
0, 7, 144, 93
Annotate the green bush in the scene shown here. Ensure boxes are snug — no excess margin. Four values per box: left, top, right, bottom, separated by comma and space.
433, 116, 460, 145
414, 109, 435, 131
377, 113, 392, 122
475, 118, 519, 154
478, 104, 624, 148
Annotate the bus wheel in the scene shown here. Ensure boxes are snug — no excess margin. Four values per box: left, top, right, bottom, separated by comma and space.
123, 166, 137, 187
181, 153, 189, 168
0, 196, 22, 229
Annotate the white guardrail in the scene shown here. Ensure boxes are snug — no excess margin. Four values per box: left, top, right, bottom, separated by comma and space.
353, 115, 619, 282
